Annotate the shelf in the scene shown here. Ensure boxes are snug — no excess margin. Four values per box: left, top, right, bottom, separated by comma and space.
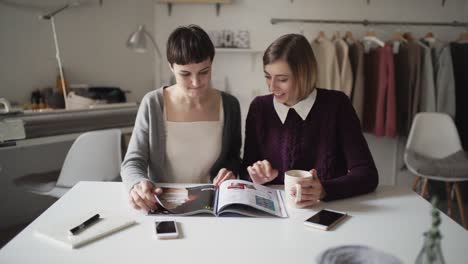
158, 0, 230, 3
157, 0, 231, 16
215, 48, 262, 72
216, 48, 262, 53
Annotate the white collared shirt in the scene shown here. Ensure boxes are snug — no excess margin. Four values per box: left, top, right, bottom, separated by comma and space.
273, 89, 317, 124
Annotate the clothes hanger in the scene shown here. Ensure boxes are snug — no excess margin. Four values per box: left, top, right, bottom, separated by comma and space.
390, 29, 407, 43
365, 30, 376, 37
315, 30, 327, 43
456, 29, 468, 43
344, 30, 356, 44
312, 20, 326, 42
331, 30, 341, 41
387, 28, 407, 54
403, 31, 415, 42
423, 31, 436, 44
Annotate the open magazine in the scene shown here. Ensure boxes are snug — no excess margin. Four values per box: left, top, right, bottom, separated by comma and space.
149, 179, 288, 218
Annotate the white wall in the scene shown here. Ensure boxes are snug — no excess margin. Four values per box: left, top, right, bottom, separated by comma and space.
0, 0, 155, 104
153, 0, 467, 186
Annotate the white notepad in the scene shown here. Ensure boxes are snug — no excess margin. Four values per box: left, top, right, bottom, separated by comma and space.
35, 211, 136, 249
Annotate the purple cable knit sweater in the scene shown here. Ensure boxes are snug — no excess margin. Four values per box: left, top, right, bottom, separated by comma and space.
241, 88, 378, 201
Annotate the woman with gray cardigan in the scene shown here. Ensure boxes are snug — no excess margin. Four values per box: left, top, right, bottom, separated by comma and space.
121, 25, 241, 212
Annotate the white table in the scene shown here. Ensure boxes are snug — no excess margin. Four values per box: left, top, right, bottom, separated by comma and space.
0, 182, 466, 264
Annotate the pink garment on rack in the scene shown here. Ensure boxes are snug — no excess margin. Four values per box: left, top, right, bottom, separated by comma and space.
363, 45, 396, 137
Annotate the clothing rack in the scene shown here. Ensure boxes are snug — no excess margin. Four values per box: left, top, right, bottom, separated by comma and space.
270, 18, 468, 28
272, 17, 468, 187
291, 0, 448, 6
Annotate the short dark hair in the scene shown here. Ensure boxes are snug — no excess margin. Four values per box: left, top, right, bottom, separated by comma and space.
263, 34, 317, 101
166, 25, 215, 65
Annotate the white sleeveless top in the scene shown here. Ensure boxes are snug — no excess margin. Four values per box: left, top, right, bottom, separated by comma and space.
164, 102, 224, 183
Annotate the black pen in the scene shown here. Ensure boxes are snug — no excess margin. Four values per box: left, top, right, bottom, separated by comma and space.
68, 213, 100, 236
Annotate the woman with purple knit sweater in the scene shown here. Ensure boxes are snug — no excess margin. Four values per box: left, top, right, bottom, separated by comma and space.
241, 34, 378, 207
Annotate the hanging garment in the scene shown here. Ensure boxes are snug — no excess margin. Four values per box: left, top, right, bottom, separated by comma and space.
311, 38, 341, 91
417, 41, 436, 112
348, 41, 365, 125
393, 41, 422, 136
393, 42, 410, 136
407, 40, 423, 131
450, 42, 468, 150
363, 45, 396, 137
428, 40, 456, 117
334, 38, 353, 97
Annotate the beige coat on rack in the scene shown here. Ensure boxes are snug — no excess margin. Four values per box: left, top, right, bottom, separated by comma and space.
333, 38, 353, 97
310, 34, 341, 92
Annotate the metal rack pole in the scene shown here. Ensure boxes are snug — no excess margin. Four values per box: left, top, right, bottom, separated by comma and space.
271, 18, 468, 28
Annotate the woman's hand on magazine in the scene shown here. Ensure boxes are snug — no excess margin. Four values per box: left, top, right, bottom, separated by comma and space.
291, 169, 325, 207
129, 180, 163, 212
213, 168, 236, 187
247, 160, 279, 185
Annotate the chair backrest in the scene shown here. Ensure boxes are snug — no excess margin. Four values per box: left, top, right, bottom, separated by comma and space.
406, 112, 462, 159
56, 129, 122, 188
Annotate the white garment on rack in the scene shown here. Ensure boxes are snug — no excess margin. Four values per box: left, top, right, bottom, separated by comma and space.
417, 40, 436, 112
429, 39, 456, 118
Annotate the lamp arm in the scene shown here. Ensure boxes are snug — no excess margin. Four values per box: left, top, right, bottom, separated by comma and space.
144, 31, 164, 86
51, 17, 69, 109
144, 31, 162, 59
41, 3, 72, 19
40, 0, 103, 19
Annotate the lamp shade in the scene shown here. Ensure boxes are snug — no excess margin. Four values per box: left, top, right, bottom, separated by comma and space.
126, 25, 148, 53
126, 24, 164, 86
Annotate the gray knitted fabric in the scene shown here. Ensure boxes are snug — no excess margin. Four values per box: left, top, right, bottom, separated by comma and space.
405, 150, 468, 178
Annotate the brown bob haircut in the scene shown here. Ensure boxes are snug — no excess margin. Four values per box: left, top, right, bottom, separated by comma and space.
263, 34, 318, 102
166, 24, 215, 66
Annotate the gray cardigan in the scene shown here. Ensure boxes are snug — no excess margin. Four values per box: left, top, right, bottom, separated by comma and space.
121, 88, 241, 193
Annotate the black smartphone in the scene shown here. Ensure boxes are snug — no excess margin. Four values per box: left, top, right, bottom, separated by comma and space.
304, 209, 348, 231
155, 221, 179, 239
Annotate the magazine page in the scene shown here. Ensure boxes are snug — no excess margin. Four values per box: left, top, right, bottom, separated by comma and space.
216, 180, 288, 218
149, 185, 217, 216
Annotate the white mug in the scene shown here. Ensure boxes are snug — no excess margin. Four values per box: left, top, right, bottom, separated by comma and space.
284, 170, 312, 208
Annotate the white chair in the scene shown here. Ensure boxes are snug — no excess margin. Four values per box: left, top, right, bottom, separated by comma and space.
14, 129, 122, 198
404, 112, 468, 228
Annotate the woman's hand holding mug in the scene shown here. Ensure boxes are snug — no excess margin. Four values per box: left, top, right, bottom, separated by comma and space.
285, 169, 325, 208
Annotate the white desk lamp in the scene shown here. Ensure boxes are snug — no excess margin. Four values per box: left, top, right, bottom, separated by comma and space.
40, 4, 79, 109
126, 25, 164, 87
40, 1, 103, 110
